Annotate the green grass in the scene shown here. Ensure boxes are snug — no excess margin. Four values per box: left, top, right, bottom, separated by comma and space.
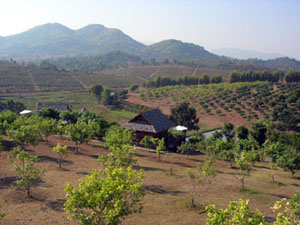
1, 90, 137, 124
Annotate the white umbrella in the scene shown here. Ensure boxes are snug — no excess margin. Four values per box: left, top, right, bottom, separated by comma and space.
19, 110, 32, 115
172, 125, 188, 131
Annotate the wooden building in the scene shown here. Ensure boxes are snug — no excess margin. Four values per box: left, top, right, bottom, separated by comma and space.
123, 109, 176, 142
36, 102, 72, 112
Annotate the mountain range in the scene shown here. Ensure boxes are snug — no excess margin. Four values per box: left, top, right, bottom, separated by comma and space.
0, 23, 299, 69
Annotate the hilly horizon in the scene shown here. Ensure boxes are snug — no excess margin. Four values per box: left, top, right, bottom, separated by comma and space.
0, 23, 229, 64
0, 23, 300, 70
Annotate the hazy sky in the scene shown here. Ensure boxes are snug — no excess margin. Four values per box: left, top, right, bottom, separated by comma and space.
1, 0, 300, 59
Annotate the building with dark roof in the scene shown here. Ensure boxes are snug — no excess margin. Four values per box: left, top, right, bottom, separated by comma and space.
123, 109, 176, 142
36, 102, 71, 112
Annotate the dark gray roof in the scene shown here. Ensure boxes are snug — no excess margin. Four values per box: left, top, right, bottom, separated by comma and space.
124, 109, 176, 133
36, 102, 71, 112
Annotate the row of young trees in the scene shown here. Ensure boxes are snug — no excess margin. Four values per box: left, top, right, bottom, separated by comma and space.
229, 70, 284, 83
143, 74, 223, 88
178, 121, 300, 191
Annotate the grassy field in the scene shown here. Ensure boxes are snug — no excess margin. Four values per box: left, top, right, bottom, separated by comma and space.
0, 90, 137, 125
0, 136, 299, 225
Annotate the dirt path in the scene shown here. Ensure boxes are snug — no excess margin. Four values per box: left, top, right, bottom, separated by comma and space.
135, 76, 149, 82
192, 67, 198, 76
27, 70, 40, 91
69, 73, 89, 90
150, 68, 161, 78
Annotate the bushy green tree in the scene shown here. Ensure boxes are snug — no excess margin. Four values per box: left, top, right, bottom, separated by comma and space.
250, 122, 267, 147
52, 143, 68, 169
277, 149, 300, 176
236, 125, 249, 140
104, 126, 133, 149
222, 123, 235, 142
129, 84, 139, 92
101, 87, 112, 106
64, 166, 144, 225
7, 123, 42, 147
0, 110, 17, 135
89, 84, 103, 102
77, 111, 110, 138
67, 122, 93, 153
36, 108, 59, 120
170, 101, 199, 130
99, 144, 137, 168
272, 192, 300, 225
38, 118, 57, 143
60, 111, 79, 124
8, 147, 46, 197
263, 142, 287, 162
205, 199, 266, 225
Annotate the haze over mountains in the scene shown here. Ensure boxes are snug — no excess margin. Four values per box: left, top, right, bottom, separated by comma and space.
212, 48, 284, 60
0, 23, 299, 69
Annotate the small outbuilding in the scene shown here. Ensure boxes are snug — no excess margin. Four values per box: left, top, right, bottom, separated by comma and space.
36, 102, 72, 112
123, 109, 176, 142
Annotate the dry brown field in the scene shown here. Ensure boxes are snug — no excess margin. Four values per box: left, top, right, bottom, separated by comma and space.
0, 136, 299, 225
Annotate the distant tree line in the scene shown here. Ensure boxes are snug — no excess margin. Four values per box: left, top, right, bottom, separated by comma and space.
0, 100, 25, 113
143, 74, 222, 88
229, 70, 283, 83
285, 70, 300, 83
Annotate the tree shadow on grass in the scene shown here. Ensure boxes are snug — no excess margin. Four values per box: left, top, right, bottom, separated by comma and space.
173, 161, 193, 168
239, 188, 263, 197
89, 154, 100, 159
265, 216, 276, 223
0, 176, 17, 189
189, 158, 204, 163
269, 193, 289, 199
2, 140, 17, 151
135, 153, 147, 158
144, 185, 185, 196
76, 171, 89, 176
133, 165, 165, 172
38, 155, 73, 166
46, 198, 66, 212
253, 165, 269, 169
292, 183, 300, 187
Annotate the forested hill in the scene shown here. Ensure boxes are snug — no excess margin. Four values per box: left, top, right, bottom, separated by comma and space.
0, 23, 219, 64
140, 39, 220, 63
0, 23, 145, 58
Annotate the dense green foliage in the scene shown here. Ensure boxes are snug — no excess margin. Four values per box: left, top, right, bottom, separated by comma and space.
170, 101, 199, 130
206, 192, 300, 225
